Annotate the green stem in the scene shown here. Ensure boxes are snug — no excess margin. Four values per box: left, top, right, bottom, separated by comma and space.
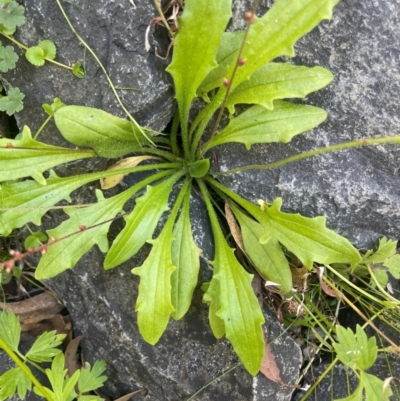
54, 0, 152, 145
204, 176, 253, 212
186, 363, 240, 401
196, 178, 221, 239
298, 357, 339, 401
189, 92, 224, 160
134, 147, 177, 162
170, 109, 180, 156
195, 0, 262, 159
0, 32, 73, 71
0, 338, 53, 401
365, 264, 400, 306
212, 136, 400, 176
34, 115, 52, 140
152, 0, 175, 38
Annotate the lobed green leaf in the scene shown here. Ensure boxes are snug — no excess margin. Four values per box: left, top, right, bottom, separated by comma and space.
0, 45, 18, 72
0, 368, 31, 401
35, 190, 124, 280
231, 203, 292, 293
207, 101, 327, 150
132, 227, 176, 344
333, 325, 377, 371
166, 0, 232, 130
77, 361, 107, 394
207, 232, 265, 375
54, 106, 150, 158
0, 170, 101, 236
105, 172, 183, 269
0, 87, 24, 115
36, 170, 173, 279
35, 353, 80, 401
132, 181, 190, 344
225, 63, 334, 113
0, 310, 20, 352
25, 330, 65, 363
245, 198, 362, 269
364, 237, 397, 264
170, 189, 201, 320
0, 1, 25, 30
0, 126, 95, 184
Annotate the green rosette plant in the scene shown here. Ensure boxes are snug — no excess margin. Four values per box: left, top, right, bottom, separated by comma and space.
1, 0, 400, 376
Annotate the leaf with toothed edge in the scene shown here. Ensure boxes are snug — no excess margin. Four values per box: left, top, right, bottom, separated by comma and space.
170, 190, 201, 320
0, 126, 95, 184
35, 190, 126, 280
225, 0, 341, 93
104, 172, 183, 269
166, 0, 232, 129
0, 170, 104, 236
237, 197, 362, 270
132, 181, 191, 344
205, 231, 265, 375
207, 101, 327, 150
225, 63, 334, 114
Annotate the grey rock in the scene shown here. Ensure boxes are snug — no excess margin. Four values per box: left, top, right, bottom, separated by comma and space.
292, 353, 400, 401
7, 0, 175, 138
215, 0, 400, 249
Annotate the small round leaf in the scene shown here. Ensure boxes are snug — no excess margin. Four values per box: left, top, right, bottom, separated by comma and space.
26, 46, 45, 66
37, 40, 56, 60
24, 232, 48, 250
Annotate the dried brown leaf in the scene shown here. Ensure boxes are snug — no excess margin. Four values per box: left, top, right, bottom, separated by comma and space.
260, 341, 282, 383
224, 201, 245, 252
316, 266, 340, 298
100, 156, 160, 189
64, 335, 83, 377
0, 291, 64, 331
113, 389, 146, 401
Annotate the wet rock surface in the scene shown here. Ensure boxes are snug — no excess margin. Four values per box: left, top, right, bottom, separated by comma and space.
214, 0, 400, 249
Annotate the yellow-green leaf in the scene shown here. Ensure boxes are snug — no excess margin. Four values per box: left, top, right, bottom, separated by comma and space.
132, 181, 190, 344
104, 172, 183, 269
170, 190, 201, 320
226, 63, 334, 113
228, 0, 341, 92
54, 106, 150, 158
231, 203, 292, 294
207, 101, 327, 150
209, 234, 265, 375
166, 0, 232, 131
0, 126, 95, 184
252, 198, 362, 269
